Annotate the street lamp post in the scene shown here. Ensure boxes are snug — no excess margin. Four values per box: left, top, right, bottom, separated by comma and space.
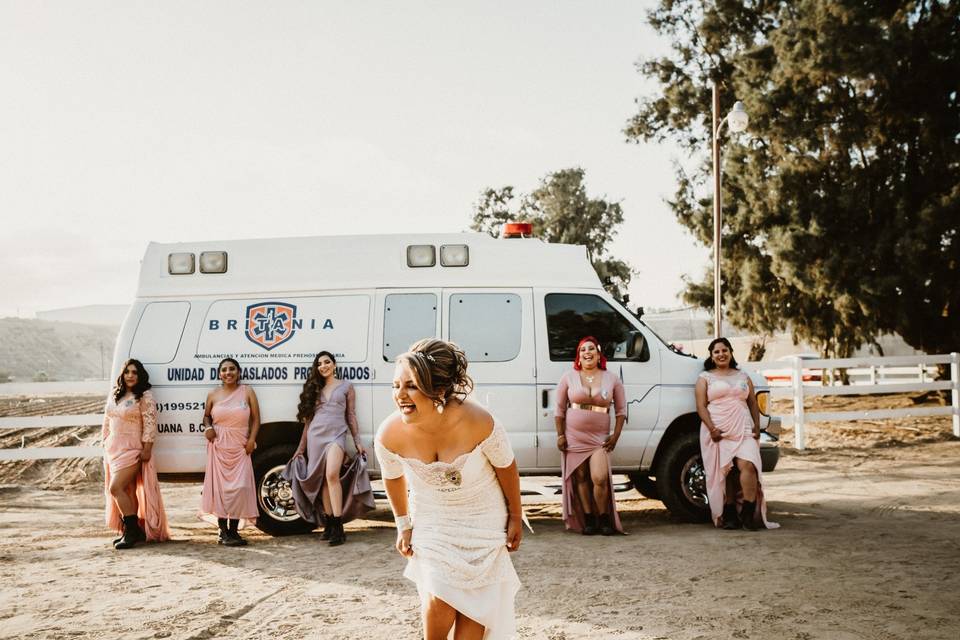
711, 81, 749, 338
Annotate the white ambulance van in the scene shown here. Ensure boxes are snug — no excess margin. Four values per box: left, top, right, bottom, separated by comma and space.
113, 231, 781, 534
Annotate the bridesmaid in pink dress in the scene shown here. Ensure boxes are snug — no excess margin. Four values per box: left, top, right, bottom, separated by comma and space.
555, 336, 626, 535
696, 338, 778, 530
200, 358, 261, 546
102, 358, 171, 549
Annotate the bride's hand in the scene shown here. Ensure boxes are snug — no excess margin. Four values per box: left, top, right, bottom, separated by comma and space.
396, 528, 413, 557
505, 515, 522, 552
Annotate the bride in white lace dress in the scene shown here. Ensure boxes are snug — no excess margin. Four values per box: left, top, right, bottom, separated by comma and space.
375, 339, 523, 640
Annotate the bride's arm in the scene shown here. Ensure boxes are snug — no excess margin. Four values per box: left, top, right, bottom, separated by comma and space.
383, 475, 414, 557
493, 462, 523, 552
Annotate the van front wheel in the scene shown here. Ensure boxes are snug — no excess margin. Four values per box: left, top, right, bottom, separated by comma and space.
654, 431, 711, 523
253, 444, 317, 536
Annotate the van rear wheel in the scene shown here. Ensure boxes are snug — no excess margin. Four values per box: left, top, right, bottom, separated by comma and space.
654, 431, 711, 523
253, 444, 317, 536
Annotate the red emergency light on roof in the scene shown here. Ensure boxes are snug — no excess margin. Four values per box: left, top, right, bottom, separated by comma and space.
501, 222, 534, 239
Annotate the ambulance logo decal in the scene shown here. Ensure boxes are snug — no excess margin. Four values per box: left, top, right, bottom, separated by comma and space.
245, 302, 297, 350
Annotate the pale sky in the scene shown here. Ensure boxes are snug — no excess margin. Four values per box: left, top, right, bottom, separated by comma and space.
1, 0, 708, 318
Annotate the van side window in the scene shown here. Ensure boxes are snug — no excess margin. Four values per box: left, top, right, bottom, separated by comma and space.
383, 293, 437, 362
449, 293, 522, 362
130, 302, 190, 364
544, 294, 649, 362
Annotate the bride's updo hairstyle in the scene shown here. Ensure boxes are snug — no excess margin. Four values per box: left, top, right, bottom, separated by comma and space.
399, 338, 474, 408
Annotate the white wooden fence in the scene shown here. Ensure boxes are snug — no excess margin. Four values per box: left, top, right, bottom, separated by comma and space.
0, 413, 103, 462
745, 353, 960, 450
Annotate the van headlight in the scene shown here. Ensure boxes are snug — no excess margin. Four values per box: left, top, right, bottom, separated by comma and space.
756, 390, 769, 415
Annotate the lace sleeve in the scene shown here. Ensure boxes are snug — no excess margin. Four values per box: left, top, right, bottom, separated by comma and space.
140, 391, 158, 443
374, 438, 405, 480
101, 398, 111, 442
480, 422, 515, 468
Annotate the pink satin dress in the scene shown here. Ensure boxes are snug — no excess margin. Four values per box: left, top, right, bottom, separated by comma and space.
200, 385, 259, 521
699, 370, 778, 528
555, 369, 627, 533
102, 390, 171, 542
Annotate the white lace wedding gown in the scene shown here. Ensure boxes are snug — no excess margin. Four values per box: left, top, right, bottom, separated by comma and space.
375, 421, 521, 640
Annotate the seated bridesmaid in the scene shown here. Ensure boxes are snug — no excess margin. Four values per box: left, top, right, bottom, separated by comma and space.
696, 337, 778, 531
554, 336, 626, 535
200, 358, 261, 546
102, 358, 171, 549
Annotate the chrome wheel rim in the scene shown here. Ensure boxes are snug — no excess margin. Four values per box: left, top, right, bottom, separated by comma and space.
680, 454, 708, 508
258, 464, 300, 522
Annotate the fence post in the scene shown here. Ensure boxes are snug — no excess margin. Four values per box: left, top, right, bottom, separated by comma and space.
792, 356, 805, 450
951, 352, 959, 439
869, 365, 877, 385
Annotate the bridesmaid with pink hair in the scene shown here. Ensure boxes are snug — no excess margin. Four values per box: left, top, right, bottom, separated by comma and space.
102, 358, 171, 549
200, 358, 261, 546
696, 337, 778, 531
555, 336, 627, 536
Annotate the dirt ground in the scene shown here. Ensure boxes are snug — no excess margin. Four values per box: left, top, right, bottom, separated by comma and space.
1, 394, 959, 639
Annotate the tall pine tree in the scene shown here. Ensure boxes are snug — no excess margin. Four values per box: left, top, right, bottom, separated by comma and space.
626, 0, 959, 357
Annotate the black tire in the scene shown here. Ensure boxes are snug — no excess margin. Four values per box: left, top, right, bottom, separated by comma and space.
627, 472, 660, 500
252, 444, 317, 536
654, 430, 710, 522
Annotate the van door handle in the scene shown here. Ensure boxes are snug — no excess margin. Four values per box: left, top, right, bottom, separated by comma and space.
541, 389, 551, 409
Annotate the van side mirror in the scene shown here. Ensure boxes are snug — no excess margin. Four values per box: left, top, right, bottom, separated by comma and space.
626, 331, 646, 360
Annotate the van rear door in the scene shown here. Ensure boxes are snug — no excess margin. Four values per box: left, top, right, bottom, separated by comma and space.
442, 288, 537, 469
371, 289, 442, 458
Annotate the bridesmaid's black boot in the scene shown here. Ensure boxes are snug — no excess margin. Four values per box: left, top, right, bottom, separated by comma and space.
217, 518, 229, 545
115, 515, 145, 550
328, 516, 346, 546
582, 513, 598, 536
741, 500, 760, 531
721, 503, 741, 530
320, 514, 333, 541
598, 513, 615, 536
224, 519, 248, 546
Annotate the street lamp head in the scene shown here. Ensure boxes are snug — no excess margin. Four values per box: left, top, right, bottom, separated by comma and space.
727, 101, 749, 133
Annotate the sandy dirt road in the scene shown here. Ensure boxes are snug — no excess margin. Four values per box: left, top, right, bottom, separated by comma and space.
1, 441, 959, 640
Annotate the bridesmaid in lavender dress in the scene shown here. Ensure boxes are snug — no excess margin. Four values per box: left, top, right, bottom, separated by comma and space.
200, 358, 261, 546
283, 351, 372, 546
554, 336, 626, 535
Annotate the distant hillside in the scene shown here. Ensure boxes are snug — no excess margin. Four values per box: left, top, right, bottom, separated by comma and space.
0, 318, 118, 382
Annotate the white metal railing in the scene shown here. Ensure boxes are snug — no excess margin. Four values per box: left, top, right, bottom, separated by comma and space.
745, 353, 960, 450
0, 414, 104, 462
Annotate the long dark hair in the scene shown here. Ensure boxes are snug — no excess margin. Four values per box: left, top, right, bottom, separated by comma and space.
704, 337, 739, 370
113, 358, 152, 402
297, 351, 336, 423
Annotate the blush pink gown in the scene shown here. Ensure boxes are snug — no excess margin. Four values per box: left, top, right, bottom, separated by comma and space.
200, 385, 259, 522
699, 370, 778, 529
555, 369, 627, 533
102, 390, 171, 542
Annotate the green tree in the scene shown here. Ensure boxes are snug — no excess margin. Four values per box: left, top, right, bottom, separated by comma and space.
625, 0, 959, 357
470, 168, 633, 300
